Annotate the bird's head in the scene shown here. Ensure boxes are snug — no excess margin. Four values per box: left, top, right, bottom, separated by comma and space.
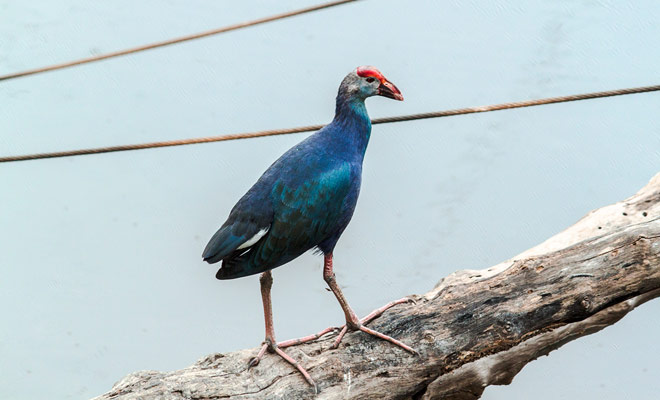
340, 66, 404, 102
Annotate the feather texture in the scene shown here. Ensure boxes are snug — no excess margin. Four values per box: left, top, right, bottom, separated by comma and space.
203, 69, 380, 279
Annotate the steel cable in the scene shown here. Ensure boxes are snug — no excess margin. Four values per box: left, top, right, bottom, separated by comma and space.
0, 0, 359, 82
2, 84, 658, 163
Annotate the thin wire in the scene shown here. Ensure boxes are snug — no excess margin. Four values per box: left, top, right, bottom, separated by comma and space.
1, 84, 658, 163
0, 0, 358, 82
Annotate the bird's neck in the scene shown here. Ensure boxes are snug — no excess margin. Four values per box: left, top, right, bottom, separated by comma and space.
329, 95, 372, 159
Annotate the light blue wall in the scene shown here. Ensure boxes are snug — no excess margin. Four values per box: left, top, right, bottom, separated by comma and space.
1, 1, 659, 398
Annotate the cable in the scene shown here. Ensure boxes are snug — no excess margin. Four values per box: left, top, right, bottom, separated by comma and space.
1, 83, 658, 163
371, 84, 660, 123
0, 0, 358, 82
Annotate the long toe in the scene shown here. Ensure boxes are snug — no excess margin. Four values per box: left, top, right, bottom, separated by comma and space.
272, 346, 318, 392
358, 325, 417, 354
277, 326, 339, 349
248, 343, 269, 369
248, 343, 318, 392
331, 322, 417, 354
360, 297, 415, 325
331, 298, 418, 353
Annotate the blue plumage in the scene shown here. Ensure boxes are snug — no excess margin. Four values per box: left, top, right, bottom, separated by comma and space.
203, 72, 376, 279
201, 66, 409, 388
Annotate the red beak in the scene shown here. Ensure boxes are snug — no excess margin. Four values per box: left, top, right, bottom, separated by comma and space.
378, 79, 404, 101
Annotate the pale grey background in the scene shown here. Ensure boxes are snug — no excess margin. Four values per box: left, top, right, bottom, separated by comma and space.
1, 1, 659, 399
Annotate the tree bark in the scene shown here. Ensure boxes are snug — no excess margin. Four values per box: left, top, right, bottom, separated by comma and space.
94, 173, 660, 400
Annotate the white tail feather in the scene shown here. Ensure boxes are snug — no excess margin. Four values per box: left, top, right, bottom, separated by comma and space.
236, 227, 269, 250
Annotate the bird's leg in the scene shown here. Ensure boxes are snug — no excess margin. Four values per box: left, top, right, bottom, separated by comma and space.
323, 253, 417, 354
260, 270, 277, 348
248, 270, 317, 390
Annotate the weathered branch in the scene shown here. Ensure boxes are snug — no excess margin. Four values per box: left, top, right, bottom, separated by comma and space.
94, 173, 660, 400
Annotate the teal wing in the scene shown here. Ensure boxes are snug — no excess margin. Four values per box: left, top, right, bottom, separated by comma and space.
217, 163, 354, 279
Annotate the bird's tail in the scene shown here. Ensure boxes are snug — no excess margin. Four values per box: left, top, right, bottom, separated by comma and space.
202, 225, 246, 264
215, 251, 271, 280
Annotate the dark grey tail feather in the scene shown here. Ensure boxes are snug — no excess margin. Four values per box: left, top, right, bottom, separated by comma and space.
216, 248, 306, 280
215, 251, 270, 280
202, 225, 245, 264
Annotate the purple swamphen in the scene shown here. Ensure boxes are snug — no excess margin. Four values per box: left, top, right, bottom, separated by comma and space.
202, 66, 415, 388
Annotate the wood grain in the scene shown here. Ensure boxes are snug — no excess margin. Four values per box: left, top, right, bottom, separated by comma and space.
94, 173, 660, 400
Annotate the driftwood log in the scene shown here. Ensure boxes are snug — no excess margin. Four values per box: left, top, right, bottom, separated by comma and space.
94, 173, 660, 400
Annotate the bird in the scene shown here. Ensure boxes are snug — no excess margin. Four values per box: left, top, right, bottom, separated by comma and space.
202, 66, 415, 389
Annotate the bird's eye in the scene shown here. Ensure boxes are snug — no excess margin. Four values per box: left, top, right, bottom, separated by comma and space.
366, 77, 375, 83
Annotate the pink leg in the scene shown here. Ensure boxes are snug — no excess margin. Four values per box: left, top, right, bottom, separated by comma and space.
323, 253, 417, 354
247, 271, 317, 391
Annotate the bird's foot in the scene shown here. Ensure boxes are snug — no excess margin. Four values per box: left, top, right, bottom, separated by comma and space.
332, 297, 418, 354
248, 338, 320, 392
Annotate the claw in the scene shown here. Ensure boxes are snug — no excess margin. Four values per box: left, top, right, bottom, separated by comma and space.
405, 296, 417, 305
331, 326, 349, 349
247, 343, 268, 370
